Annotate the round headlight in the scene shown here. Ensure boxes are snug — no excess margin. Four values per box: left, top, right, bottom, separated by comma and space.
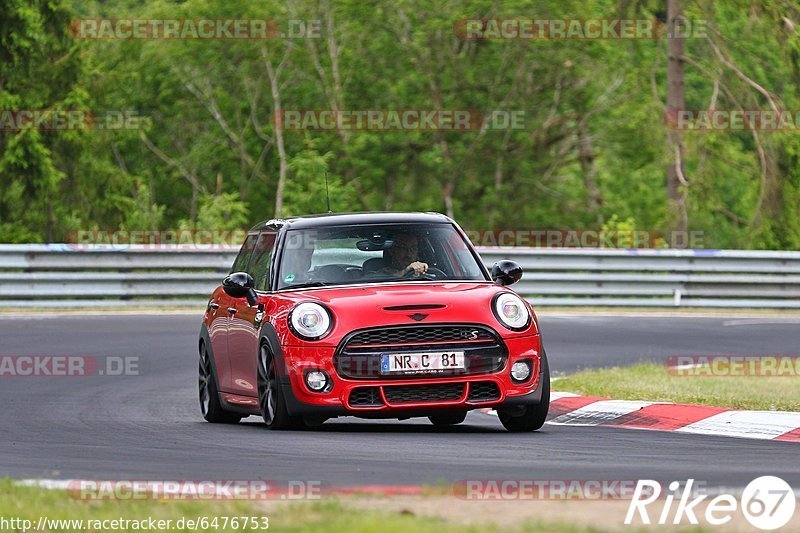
289, 303, 332, 340
492, 293, 530, 331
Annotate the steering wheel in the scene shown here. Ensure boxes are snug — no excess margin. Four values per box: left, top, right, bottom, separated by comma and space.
403, 266, 447, 280
315, 264, 348, 282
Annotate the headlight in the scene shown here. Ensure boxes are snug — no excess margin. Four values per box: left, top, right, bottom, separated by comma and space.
289, 303, 332, 340
492, 292, 531, 331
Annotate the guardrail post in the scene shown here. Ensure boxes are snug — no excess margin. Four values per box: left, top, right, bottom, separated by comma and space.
673, 289, 682, 307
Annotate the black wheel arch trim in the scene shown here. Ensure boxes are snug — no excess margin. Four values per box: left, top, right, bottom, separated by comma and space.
258, 322, 310, 416
199, 324, 221, 389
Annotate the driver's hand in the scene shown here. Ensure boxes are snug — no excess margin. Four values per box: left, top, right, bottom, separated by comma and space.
405, 261, 428, 275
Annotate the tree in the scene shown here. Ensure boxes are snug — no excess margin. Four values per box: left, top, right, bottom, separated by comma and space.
0, 0, 87, 242
666, 0, 688, 237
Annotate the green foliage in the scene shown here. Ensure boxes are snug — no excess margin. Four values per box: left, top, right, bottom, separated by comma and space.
284, 137, 358, 217
1, 0, 799, 250
598, 215, 665, 248
184, 192, 249, 231
0, 0, 84, 242
118, 181, 165, 231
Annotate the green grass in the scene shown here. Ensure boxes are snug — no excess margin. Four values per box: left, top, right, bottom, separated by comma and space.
0, 480, 627, 533
556, 362, 800, 411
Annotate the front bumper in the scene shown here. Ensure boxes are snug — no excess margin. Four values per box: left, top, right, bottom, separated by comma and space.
281, 334, 543, 418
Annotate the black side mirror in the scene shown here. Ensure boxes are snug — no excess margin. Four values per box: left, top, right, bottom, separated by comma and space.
223, 272, 258, 306
491, 260, 523, 286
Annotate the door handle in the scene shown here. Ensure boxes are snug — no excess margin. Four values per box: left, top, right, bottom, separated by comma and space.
227, 307, 237, 315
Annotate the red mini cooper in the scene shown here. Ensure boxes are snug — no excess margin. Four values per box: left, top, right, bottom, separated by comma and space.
199, 212, 550, 432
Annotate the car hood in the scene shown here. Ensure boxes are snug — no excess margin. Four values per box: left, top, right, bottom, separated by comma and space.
271, 281, 538, 343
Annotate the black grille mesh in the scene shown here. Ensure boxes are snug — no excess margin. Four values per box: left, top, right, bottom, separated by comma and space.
348, 381, 501, 407
383, 383, 464, 404
345, 326, 494, 347
467, 381, 501, 402
349, 387, 383, 407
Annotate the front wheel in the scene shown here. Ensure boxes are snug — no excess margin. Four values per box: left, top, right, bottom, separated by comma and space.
498, 351, 550, 432
257, 345, 303, 430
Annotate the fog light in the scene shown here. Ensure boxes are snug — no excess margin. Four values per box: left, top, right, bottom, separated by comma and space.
306, 371, 328, 391
510, 361, 531, 382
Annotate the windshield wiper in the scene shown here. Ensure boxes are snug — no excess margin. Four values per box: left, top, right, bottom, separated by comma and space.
284, 281, 330, 290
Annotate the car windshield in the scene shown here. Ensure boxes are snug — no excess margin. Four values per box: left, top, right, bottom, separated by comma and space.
276, 223, 486, 290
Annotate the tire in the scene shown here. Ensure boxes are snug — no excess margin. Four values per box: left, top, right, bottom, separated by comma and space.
498, 350, 550, 432
257, 344, 304, 430
199, 343, 242, 424
428, 411, 468, 426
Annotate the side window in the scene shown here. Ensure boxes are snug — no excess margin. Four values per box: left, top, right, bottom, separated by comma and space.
249, 231, 277, 291
230, 234, 258, 273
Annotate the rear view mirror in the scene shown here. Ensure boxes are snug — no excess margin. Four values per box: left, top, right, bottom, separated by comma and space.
222, 272, 258, 306
491, 260, 523, 286
356, 238, 395, 252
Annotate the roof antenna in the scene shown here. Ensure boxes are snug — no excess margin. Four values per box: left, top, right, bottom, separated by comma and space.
324, 171, 333, 213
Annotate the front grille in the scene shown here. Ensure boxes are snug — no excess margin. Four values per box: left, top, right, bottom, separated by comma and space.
336, 324, 507, 380
349, 387, 383, 407
468, 381, 501, 402
383, 383, 464, 404
345, 326, 494, 347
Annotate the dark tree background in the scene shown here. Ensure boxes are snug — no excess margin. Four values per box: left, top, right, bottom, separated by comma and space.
1, 0, 799, 249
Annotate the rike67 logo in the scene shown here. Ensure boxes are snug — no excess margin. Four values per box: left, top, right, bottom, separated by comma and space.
626, 476, 795, 530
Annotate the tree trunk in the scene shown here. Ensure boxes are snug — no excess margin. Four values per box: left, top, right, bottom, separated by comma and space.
666, 0, 688, 238
265, 59, 288, 218
190, 186, 198, 222
577, 117, 603, 224
487, 128, 512, 228
443, 180, 455, 219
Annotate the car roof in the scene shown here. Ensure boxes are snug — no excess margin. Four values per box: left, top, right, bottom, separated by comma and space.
249, 211, 454, 232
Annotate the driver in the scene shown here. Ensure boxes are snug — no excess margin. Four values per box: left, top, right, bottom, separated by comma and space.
382, 233, 428, 276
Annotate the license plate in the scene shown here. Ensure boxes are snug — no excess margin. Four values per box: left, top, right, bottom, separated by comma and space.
380, 351, 465, 374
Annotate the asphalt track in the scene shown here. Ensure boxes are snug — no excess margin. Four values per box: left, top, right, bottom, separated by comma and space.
1, 313, 799, 487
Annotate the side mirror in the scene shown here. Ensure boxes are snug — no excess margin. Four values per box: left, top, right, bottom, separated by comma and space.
491, 260, 523, 286
223, 272, 258, 306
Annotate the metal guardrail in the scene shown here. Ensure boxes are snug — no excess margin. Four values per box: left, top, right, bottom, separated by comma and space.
1, 244, 799, 308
